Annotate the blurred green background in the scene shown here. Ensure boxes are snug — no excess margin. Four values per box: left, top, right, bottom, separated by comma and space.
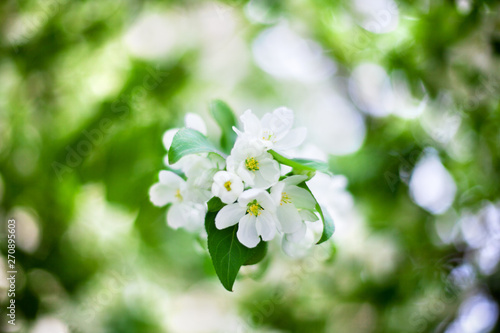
1, 0, 500, 332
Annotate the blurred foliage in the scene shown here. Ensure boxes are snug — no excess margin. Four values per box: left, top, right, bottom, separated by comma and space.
0, 0, 499, 332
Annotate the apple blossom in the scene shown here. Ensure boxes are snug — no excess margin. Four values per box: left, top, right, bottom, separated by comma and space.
211, 171, 244, 204
226, 139, 280, 189
215, 189, 279, 248
234, 107, 307, 153
149, 170, 206, 232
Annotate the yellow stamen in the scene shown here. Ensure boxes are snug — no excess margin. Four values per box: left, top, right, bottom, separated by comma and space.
245, 157, 260, 171
280, 192, 292, 205
224, 181, 232, 191
262, 131, 274, 141
247, 202, 262, 216
175, 189, 183, 201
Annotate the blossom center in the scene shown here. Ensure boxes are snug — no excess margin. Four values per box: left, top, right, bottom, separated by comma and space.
280, 192, 292, 205
175, 189, 183, 201
261, 130, 276, 142
245, 157, 260, 171
247, 200, 263, 216
224, 181, 232, 191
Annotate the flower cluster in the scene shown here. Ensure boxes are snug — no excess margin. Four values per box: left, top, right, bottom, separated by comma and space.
149, 101, 334, 290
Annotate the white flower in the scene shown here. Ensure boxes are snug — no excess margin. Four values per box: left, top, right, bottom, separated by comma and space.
149, 170, 206, 232
282, 222, 316, 258
270, 175, 318, 235
212, 171, 244, 204
183, 154, 225, 203
215, 189, 279, 248
235, 107, 307, 153
226, 139, 280, 189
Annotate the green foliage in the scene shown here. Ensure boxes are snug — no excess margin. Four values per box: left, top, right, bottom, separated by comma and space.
167, 128, 225, 164
269, 150, 332, 176
209, 99, 238, 154
205, 211, 266, 291
2, 0, 500, 331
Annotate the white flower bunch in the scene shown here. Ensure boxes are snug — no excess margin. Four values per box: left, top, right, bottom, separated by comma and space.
149, 100, 334, 291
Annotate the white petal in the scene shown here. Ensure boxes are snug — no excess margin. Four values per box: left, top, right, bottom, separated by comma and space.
283, 175, 308, 186
253, 171, 272, 189
299, 209, 319, 222
167, 204, 185, 229
162, 128, 179, 150
184, 113, 207, 135
213, 170, 231, 183
287, 185, 316, 210
273, 127, 307, 151
282, 226, 314, 258
285, 222, 307, 243
183, 185, 211, 203
237, 162, 255, 185
220, 191, 239, 204
226, 155, 237, 174
270, 182, 286, 205
240, 110, 261, 136
259, 159, 280, 187
159, 170, 184, 186
232, 126, 244, 137
256, 211, 277, 241
237, 214, 260, 248
215, 204, 246, 229
230, 175, 244, 194
182, 203, 207, 232
256, 191, 277, 212
276, 204, 303, 233
269, 107, 294, 136
238, 188, 262, 206
163, 154, 170, 167
149, 183, 176, 206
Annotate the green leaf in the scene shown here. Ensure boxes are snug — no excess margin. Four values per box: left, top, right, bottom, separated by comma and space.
209, 100, 238, 154
269, 150, 332, 176
298, 182, 335, 244
243, 241, 268, 266
315, 201, 335, 244
207, 196, 225, 212
167, 128, 225, 164
205, 211, 266, 291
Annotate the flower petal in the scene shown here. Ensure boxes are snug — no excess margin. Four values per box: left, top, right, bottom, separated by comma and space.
213, 170, 232, 183
276, 203, 303, 233
282, 225, 314, 258
241, 110, 261, 136
256, 211, 277, 241
220, 191, 239, 204
238, 188, 262, 206
237, 214, 260, 248
162, 128, 179, 150
287, 185, 316, 210
215, 204, 246, 229
159, 170, 184, 186
299, 209, 319, 222
273, 127, 307, 151
184, 113, 207, 135
258, 158, 281, 187
167, 203, 185, 229
269, 107, 294, 137
256, 190, 277, 212
270, 181, 286, 205
283, 175, 308, 186
182, 203, 207, 232
149, 183, 176, 207
237, 162, 255, 185
285, 221, 307, 243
